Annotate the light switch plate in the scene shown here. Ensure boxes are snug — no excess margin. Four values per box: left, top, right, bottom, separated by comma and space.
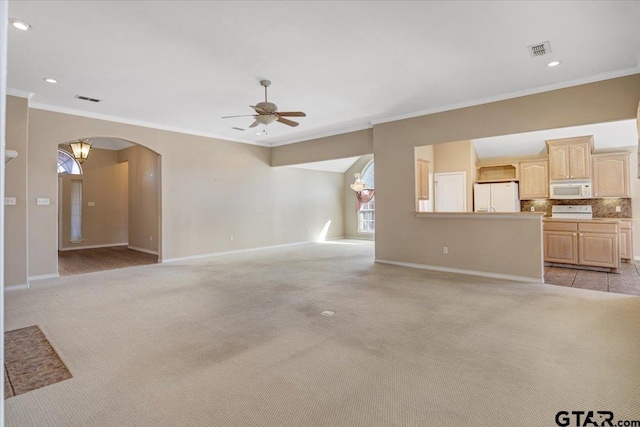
616, 206, 621, 212
4, 197, 16, 206
36, 198, 50, 206
87, 201, 96, 207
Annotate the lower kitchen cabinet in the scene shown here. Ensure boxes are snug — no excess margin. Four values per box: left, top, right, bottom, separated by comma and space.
619, 219, 633, 261
578, 232, 618, 268
543, 220, 620, 270
543, 231, 578, 264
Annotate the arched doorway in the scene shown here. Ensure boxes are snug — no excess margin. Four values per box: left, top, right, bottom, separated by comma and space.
56, 137, 161, 276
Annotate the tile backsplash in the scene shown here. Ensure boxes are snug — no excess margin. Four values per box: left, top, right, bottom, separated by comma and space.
520, 198, 632, 218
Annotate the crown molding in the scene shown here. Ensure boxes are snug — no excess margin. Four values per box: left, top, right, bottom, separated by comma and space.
6, 88, 34, 100
370, 67, 640, 126
267, 123, 373, 147
27, 102, 271, 147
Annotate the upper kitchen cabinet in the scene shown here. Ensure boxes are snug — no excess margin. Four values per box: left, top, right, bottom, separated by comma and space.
519, 159, 548, 199
547, 136, 593, 181
416, 159, 430, 200
592, 152, 630, 198
475, 160, 519, 183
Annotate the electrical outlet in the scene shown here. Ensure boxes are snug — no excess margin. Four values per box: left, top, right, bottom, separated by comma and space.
306, 229, 310, 234
530, 206, 535, 212
149, 236, 153, 241
229, 235, 234, 241
616, 206, 621, 212
443, 247, 448, 254
4, 197, 16, 206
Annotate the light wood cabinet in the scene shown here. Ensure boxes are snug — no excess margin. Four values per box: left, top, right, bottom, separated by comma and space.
592, 152, 630, 198
476, 161, 519, 183
547, 136, 593, 181
519, 160, 549, 199
619, 219, 633, 261
543, 219, 620, 270
544, 230, 578, 264
417, 159, 429, 200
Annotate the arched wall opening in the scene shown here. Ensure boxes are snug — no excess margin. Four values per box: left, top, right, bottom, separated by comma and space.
55, 136, 161, 274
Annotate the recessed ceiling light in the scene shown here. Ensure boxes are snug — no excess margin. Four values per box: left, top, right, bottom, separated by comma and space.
10, 19, 31, 31
547, 60, 562, 67
42, 78, 57, 84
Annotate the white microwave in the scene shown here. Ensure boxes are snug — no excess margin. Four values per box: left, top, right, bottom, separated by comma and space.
549, 180, 592, 199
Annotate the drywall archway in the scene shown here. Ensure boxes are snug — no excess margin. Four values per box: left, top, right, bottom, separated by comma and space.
56, 137, 162, 269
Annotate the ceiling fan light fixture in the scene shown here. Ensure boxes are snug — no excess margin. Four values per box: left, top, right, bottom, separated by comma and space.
256, 115, 278, 125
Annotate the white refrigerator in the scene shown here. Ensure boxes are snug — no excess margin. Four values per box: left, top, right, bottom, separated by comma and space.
474, 182, 520, 212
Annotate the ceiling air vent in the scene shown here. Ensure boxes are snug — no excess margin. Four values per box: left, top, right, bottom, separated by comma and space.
528, 41, 551, 57
231, 127, 245, 131
75, 95, 101, 103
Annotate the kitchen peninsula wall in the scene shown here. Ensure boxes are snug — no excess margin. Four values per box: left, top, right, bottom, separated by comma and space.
520, 198, 632, 218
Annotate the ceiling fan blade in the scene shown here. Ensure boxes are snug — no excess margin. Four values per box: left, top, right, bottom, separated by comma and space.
277, 117, 299, 127
276, 112, 306, 117
221, 114, 258, 119
250, 105, 268, 115
249, 120, 260, 128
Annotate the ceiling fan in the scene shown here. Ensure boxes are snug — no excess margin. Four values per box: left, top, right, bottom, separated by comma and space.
222, 80, 306, 128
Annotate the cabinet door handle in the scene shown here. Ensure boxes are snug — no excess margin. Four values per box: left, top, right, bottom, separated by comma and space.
573, 233, 577, 236
579, 233, 583, 236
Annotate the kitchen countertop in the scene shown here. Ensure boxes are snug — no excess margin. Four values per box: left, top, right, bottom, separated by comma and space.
543, 217, 631, 223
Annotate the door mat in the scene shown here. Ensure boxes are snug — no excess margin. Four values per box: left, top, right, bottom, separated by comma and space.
4, 326, 72, 398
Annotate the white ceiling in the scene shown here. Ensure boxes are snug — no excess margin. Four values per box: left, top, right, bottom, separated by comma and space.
284, 156, 360, 173
473, 119, 638, 160
7, 1, 640, 147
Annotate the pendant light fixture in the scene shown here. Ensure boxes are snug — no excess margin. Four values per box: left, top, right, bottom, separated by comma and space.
350, 173, 366, 192
69, 139, 92, 164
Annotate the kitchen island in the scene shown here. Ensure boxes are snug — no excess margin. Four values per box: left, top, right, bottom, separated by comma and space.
385, 211, 546, 282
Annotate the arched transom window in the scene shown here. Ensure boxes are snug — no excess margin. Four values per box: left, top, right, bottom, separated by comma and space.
57, 149, 83, 175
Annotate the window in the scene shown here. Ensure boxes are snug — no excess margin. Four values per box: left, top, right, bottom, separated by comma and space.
57, 149, 82, 175
70, 179, 83, 242
358, 160, 375, 232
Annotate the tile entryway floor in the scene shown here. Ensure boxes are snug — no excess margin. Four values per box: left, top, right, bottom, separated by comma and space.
544, 262, 640, 295
58, 246, 157, 276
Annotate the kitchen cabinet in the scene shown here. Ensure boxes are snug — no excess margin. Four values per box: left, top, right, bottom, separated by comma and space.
519, 159, 549, 199
592, 152, 630, 198
619, 219, 633, 262
416, 159, 429, 200
475, 161, 519, 183
578, 221, 619, 268
543, 222, 578, 264
543, 219, 619, 270
547, 136, 593, 181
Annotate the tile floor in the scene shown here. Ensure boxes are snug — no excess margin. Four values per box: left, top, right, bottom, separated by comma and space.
544, 262, 640, 295
58, 246, 157, 276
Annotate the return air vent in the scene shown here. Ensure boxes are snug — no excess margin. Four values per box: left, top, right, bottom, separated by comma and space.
231, 127, 245, 131
75, 95, 101, 103
528, 41, 551, 57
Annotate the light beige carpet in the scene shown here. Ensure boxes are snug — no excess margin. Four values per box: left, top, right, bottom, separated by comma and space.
5, 240, 640, 426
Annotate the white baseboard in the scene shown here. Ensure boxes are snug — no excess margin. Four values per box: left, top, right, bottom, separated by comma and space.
28, 273, 60, 282
128, 245, 159, 255
5, 283, 30, 291
375, 259, 543, 283
161, 240, 317, 263
58, 242, 128, 251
